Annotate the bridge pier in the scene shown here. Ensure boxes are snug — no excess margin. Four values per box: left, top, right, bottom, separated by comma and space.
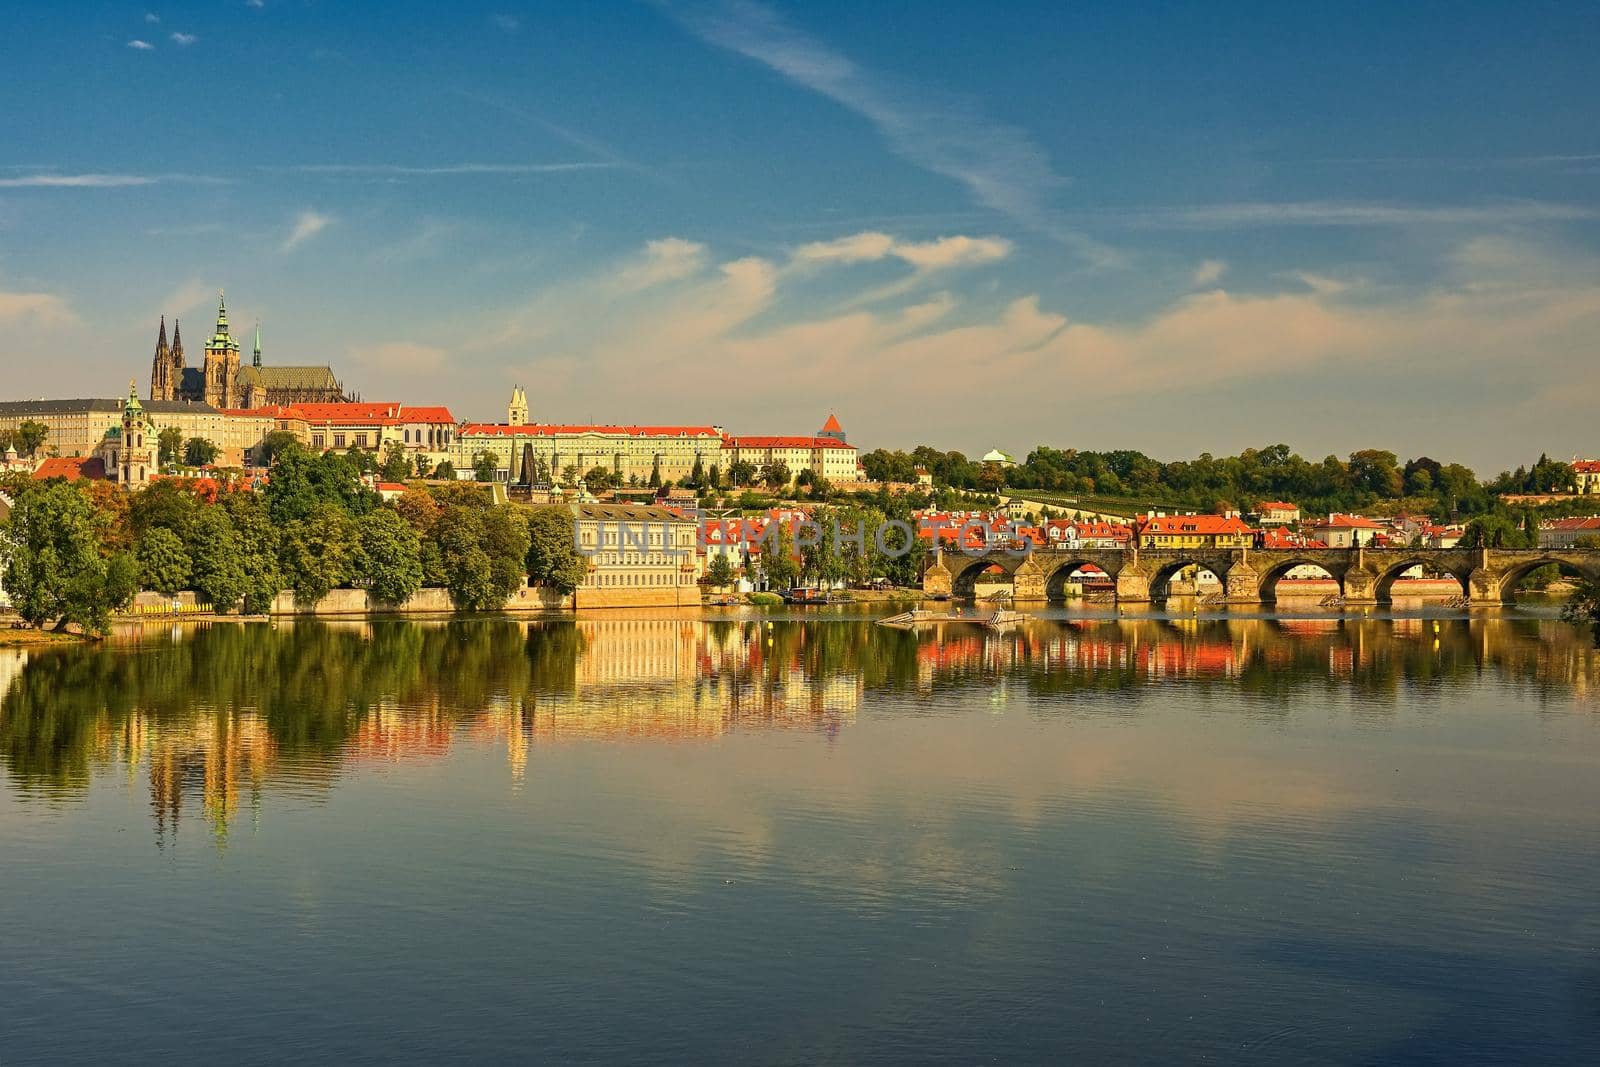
1224, 563, 1264, 605
923, 556, 952, 598
1115, 571, 1151, 603
1012, 555, 1048, 602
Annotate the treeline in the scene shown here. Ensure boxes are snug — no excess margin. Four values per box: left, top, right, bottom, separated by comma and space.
0, 445, 587, 634
861, 443, 1586, 518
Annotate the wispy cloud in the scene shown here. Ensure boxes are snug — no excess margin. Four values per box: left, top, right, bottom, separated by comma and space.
127, 39, 155, 51
170, 32, 197, 46
490, 14, 521, 32
660, 0, 1118, 266
0, 290, 75, 328
282, 210, 333, 252
0, 173, 156, 188
1191, 259, 1227, 287
144, 12, 159, 23
349, 342, 449, 375
1127, 200, 1597, 229
0, 171, 223, 188
286, 162, 614, 177
793, 232, 1012, 270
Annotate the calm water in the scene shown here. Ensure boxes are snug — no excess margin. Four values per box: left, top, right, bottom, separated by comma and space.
3, 608, 1599, 1065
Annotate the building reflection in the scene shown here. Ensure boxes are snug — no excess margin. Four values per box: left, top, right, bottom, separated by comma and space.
0, 612, 1597, 842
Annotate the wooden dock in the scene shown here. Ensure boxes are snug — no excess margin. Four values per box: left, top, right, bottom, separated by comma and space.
878, 608, 1028, 630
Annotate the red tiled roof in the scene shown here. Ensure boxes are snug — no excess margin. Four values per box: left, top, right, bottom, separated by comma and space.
288, 403, 456, 425
1546, 516, 1600, 530
820, 413, 843, 433
1137, 515, 1253, 535
1310, 513, 1386, 530
1572, 460, 1600, 473
461, 423, 721, 438
32, 457, 107, 481
725, 435, 854, 450
1255, 501, 1299, 511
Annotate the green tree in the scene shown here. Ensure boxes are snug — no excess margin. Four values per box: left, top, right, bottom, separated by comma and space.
760, 460, 791, 490
689, 455, 705, 488
433, 460, 457, 481
706, 553, 736, 588
525, 505, 587, 593
584, 465, 617, 490
157, 426, 184, 467
257, 430, 301, 466
0, 481, 137, 633
355, 507, 424, 604
759, 521, 800, 589
221, 491, 283, 614
15, 420, 49, 458
135, 526, 191, 595
187, 507, 247, 612
279, 503, 357, 605
379, 441, 412, 483
473, 450, 501, 483
183, 437, 220, 467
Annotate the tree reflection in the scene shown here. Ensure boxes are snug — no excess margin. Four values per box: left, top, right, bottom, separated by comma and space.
2, 613, 1597, 840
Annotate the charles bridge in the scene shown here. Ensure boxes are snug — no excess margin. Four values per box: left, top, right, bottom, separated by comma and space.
922, 544, 1600, 605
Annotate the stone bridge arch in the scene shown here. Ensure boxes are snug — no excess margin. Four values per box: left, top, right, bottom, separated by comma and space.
1370, 555, 1472, 602
1040, 556, 1125, 601
1480, 553, 1600, 603
1253, 555, 1352, 602
946, 552, 1025, 598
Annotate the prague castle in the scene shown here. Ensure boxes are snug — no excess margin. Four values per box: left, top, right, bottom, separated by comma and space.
149, 292, 350, 409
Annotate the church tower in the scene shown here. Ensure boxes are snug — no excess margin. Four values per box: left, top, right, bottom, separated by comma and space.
170, 318, 185, 389
203, 291, 242, 409
252, 321, 262, 369
508, 385, 529, 426
149, 317, 172, 401
119, 380, 154, 490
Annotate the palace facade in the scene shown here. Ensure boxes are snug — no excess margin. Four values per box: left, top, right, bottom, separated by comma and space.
453, 388, 861, 487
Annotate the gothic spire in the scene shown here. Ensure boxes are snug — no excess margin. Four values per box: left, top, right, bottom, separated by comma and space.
155, 315, 168, 354
171, 318, 184, 361
253, 320, 262, 368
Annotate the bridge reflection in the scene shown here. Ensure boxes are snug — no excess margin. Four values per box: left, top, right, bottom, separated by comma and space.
1, 612, 1596, 842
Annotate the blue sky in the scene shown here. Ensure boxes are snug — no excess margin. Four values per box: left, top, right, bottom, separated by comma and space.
2, 0, 1597, 473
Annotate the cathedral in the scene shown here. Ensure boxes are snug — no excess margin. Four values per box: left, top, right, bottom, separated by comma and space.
149, 292, 351, 409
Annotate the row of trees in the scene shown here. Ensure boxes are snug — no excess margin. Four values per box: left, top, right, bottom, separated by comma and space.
861, 442, 1592, 521
0, 444, 588, 634
0, 421, 51, 459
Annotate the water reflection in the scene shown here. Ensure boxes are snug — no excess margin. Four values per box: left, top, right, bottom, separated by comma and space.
1, 612, 1597, 843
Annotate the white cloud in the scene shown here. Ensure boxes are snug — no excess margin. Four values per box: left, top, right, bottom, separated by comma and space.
793, 231, 1011, 270
1191, 259, 1227, 287
154, 278, 216, 320
475, 233, 1600, 467
663, 0, 1118, 266
0, 290, 75, 328
127, 39, 155, 50
170, 32, 197, 46
490, 13, 520, 32
281, 210, 333, 252
145, 12, 159, 23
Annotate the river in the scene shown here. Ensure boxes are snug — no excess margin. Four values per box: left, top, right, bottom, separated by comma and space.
2, 608, 1598, 1064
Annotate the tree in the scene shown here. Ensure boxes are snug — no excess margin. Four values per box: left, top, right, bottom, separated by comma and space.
436, 503, 530, 610
706, 553, 736, 588
474, 450, 501, 483
525, 505, 587, 593
355, 507, 424, 604
187, 507, 247, 612
257, 430, 301, 466
379, 441, 412, 483
433, 460, 457, 481
759, 460, 791, 490
689, 456, 705, 488
412, 453, 435, 479
135, 527, 191, 595
279, 503, 357, 605
649, 457, 662, 489
759, 521, 800, 589
183, 437, 220, 467
15, 420, 48, 458
157, 426, 184, 467
584, 465, 617, 490
221, 491, 283, 614
0, 481, 137, 634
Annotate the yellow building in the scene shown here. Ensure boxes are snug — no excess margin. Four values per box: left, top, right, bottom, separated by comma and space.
570, 503, 701, 608
1136, 514, 1255, 548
